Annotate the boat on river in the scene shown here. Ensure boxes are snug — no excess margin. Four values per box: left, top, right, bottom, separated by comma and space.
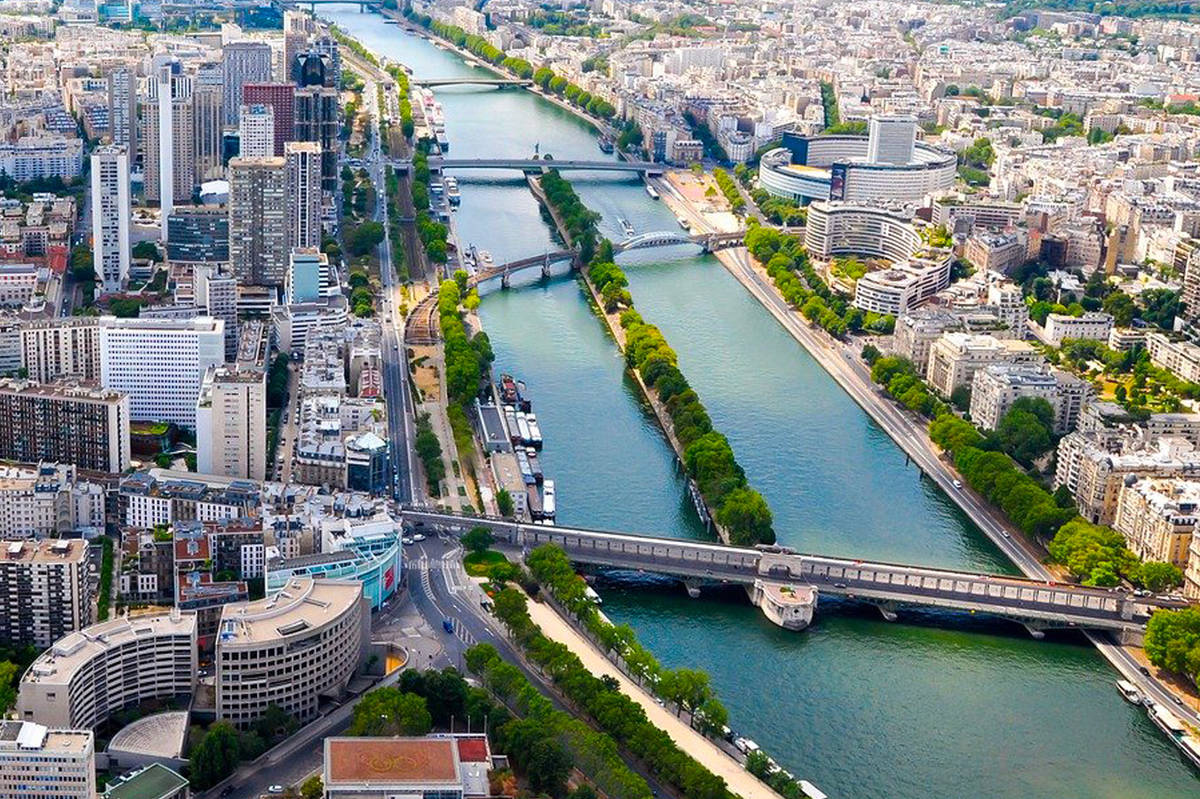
619, 217, 635, 237
1116, 679, 1143, 704
1147, 702, 1200, 769
645, 183, 660, 200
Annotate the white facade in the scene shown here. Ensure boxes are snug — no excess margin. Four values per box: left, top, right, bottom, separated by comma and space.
0, 538, 90, 649
0, 464, 104, 538
0, 722, 95, 799
926, 333, 1042, 396
1042, 312, 1115, 347
91, 145, 131, 293
196, 365, 267, 480
238, 103, 275, 158
285, 141, 323, 251
98, 316, 225, 426
867, 115, 916, 165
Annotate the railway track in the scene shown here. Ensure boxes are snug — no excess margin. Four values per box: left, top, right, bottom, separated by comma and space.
405, 292, 440, 345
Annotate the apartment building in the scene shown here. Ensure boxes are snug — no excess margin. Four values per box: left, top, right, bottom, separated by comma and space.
118, 471, 260, 529
1113, 477, 1198, 569
969, 364, 1091, 434
215, 576, 368, 727
0, 379, 130, 473
195, 365, 267, 481
98, 316, 225, 426
0, 463, 104, 538
0, 538, 90, 649
228, 156, 288, 287
1147, 332, 1200, 383
0, 722, 95, 799
1055, 434, 1200, 525
925, 332, 1042, 396
20, 317, 102, 382
1041, 312, 1114, 347
91, 144, 131, 293
17, 611, 197, 729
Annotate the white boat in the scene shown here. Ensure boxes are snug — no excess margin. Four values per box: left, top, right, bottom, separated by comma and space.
515, 412, 532, 444
619, 217, 635, 237
645, 183, 660, 200
541, 479, 556, 518
526, 414, 543, 449
676, 214, 690, 230
1116, 679, 1142, 704
584, 585, 602, 605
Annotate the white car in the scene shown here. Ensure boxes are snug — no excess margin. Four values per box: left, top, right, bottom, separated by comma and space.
413, 533, 426, 542
268, 786, 284, 794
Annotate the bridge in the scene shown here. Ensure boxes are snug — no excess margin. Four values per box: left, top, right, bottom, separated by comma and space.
430, 158, 665, 176
415, 78, 532, 88
402, 509, 1156, 638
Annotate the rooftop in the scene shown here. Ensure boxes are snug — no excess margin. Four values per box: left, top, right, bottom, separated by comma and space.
1, 537, 86, 564
103, 764, 189, 799
106, 711, 189, 761
217, 576, 362, 646
325, 737, 460, 786
23, 612, 196, 687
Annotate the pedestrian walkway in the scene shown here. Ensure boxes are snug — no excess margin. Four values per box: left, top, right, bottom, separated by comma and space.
522, 599, 783, 799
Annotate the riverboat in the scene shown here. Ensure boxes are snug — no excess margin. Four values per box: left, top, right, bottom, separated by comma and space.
645, 183, 660, 200
445, 176, 461, 205
598, 136, 614, 154
619, 217, 635, 237
1116, 679, 1143, 704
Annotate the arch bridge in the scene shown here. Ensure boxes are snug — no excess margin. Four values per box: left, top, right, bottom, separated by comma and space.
415, 78, 532, 88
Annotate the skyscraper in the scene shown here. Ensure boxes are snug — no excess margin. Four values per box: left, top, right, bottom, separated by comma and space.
286, 140, 322, 250
242, 83, 296, 156
239, 103, 276, 158
294, 81, 339, 190
228, 156, 288, 287
222, 41, 274, 125
866, 114, 917, 166
107, 66, 137, 157
193, 62, 225, 182
143, 58, 194, 220
90, 145, 131, 294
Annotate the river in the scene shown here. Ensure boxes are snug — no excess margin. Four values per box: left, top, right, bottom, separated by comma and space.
320, 7, 1200, 797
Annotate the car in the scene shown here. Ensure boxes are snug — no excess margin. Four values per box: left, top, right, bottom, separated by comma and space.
402, 537, 415, 545
952, 479, 963, 489
833, 582, 847, 589
413, 533, 426, 542
268, 786, 284, 794
1001, 531, 1010, 538
442, 618, 454, 633
1139, 666, 1150, 676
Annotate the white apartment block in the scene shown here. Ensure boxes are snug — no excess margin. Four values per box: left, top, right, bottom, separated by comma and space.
286, 141, 323, 251
0, 538, 90, 649
0, 263, 40, 307
196, 365, 267, 481
0, 722, 95, 799
90, 145, 131, 293
0, 137, 84, 181
18, 611, 197, 729
1113, 477, 1197, 569
969, 364, 1091, 434
0, 464, 104, 538
20, 317, 102, 382
1041, 312, 1114, 347
1054, 435, 1200, 525
925, 332, 1042, 396
99, 316, 225, 426
216, 577, 368, 727
1147, 332, 1200, 384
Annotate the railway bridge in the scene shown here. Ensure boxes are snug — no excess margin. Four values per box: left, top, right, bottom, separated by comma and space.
402, 509, 1156, 638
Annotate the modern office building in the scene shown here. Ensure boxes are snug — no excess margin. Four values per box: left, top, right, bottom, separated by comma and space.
0, 722, 96, 799
91, 144, 131, 294
107, 66, 137, 157
268, 517, 401, 610
238, 103, 275, 159
98, 316, 225, 426
0, 379, 130, 472
866, 114, 917, 165
17, 611, 198, 729
222, 41, 274, 125
215, 576, 368, 727
196, 365, 267, 481
194, 265, 239, 358
242, 83, 296, 156
759, 129, 956, 204
324, 735, 494, 799
285, 141, 322, 250
228, 156, 288, 286
165, 206, 229, 264
0, 538, 90, 648
143, 58, 194, 217
286, 248, 326, 304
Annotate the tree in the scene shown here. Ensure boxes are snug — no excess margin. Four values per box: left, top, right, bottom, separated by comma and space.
1140, 288, 1181, 329
950, 385, 972, 412
715, 487, 775, 546
497, 488, 514, 517
0, 660, 18, 711
132, 240, 162, 262
1134, 561, 1184, 593
995, 397, 1055, 465
190, 722, 241, 789
462, 526, 494, 554
1102, 291, 1138, 326
526, 737, 572, 797
300, 776, 323, 799
349, 688, 433, 737
1144, 607, 1200, 685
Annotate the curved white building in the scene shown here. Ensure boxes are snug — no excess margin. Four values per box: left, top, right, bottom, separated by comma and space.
759, 129, 956, 205
804, 202, 953, 317
17, 612, 197, 729
215, 576, 368, 727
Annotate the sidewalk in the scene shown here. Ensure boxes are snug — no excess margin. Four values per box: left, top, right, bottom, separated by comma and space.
523, 598, 782, 799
